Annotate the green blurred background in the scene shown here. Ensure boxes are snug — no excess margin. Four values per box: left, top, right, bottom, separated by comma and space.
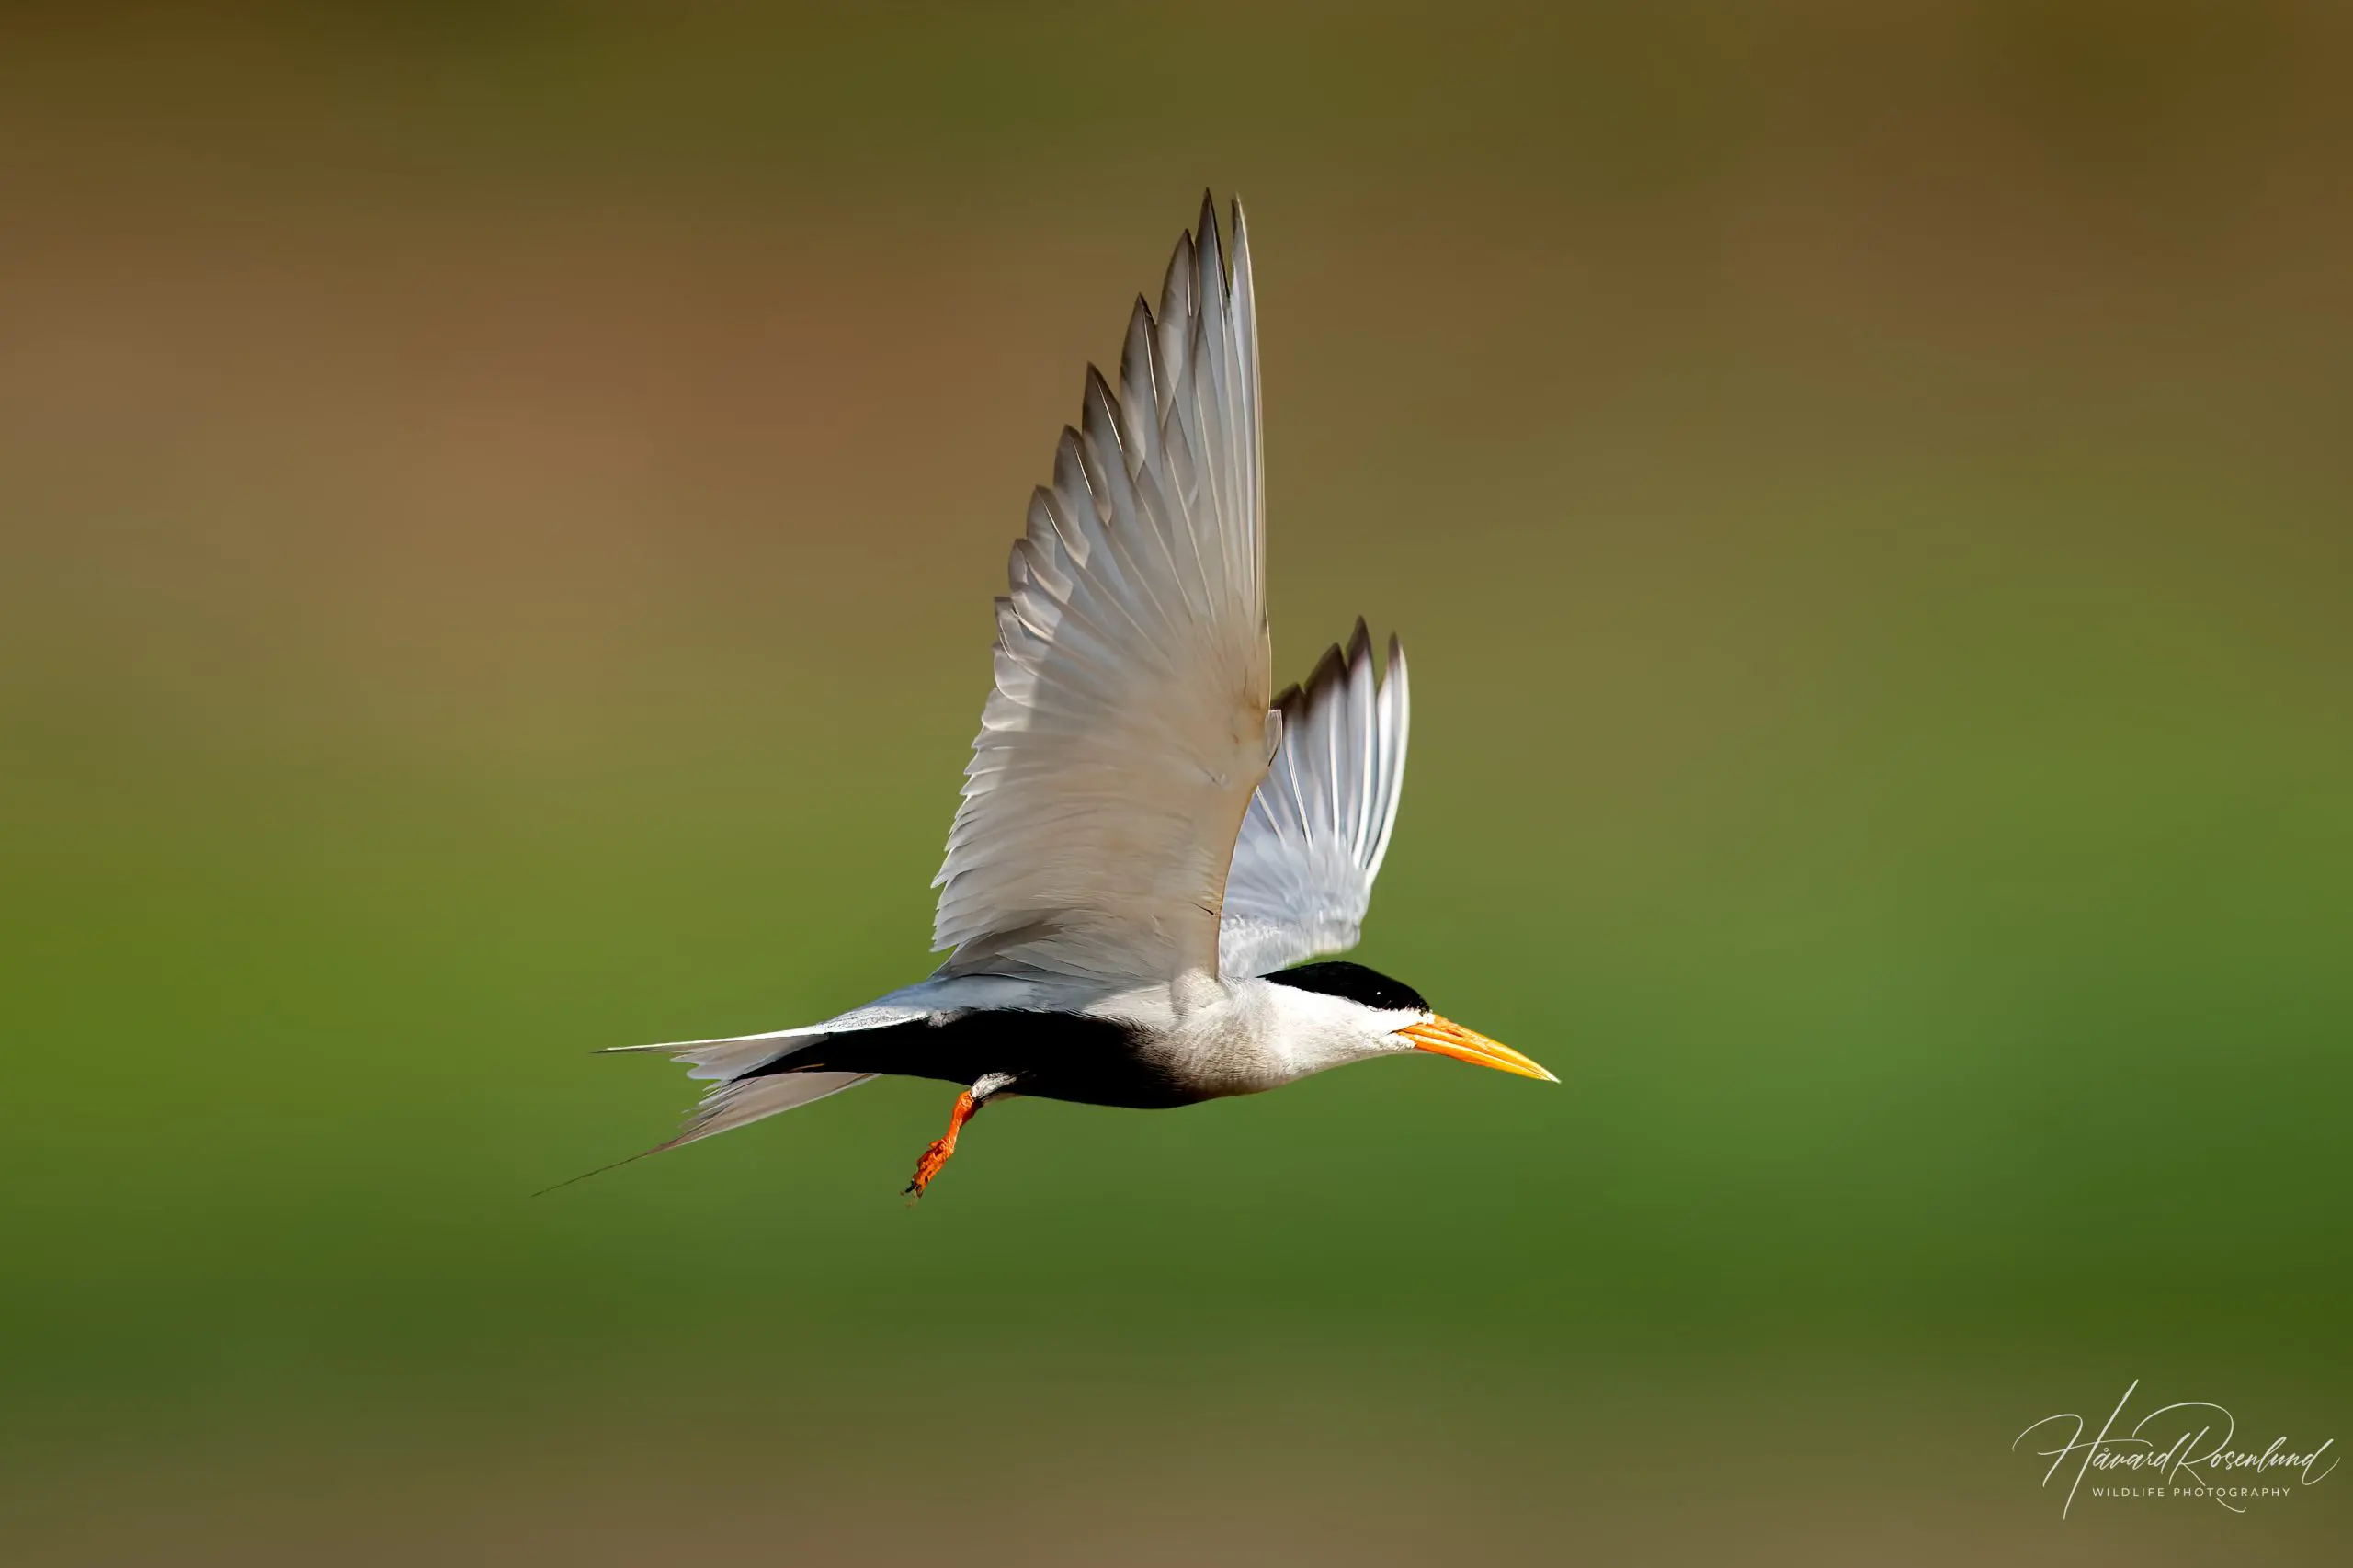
3, 4, 2347, 1562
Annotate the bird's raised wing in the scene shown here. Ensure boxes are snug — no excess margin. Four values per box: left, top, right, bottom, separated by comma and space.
1218, 621, 1410, 978
933, 195, 1276, 984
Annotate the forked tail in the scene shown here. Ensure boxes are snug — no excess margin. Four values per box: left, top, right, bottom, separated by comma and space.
539, 1027, 875, 1194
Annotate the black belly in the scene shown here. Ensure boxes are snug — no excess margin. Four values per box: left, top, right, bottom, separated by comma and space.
740, 1009, 1203, 1109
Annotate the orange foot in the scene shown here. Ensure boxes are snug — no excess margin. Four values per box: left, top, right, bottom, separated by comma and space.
904, 1089, 983, 1199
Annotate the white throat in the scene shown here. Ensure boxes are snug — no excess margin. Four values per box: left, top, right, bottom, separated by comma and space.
1245, 977, 1424, 1082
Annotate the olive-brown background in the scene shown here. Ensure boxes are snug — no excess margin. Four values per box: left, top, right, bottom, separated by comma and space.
3, 4, 2347, 1562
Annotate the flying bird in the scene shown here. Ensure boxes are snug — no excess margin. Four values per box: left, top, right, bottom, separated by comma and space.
604, 194, 1554, 1199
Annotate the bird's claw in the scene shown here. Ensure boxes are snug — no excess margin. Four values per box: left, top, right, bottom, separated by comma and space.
904, 1136, 956, 1199
902, 1088, 981, 1202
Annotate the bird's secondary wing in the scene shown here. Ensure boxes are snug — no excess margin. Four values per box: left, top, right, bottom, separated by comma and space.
933, 195, 1276, 984
1218, 620, 1410, 978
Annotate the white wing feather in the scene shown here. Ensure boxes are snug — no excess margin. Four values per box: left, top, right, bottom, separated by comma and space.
1218, 621, 1410, 977
933, 195, 1276, 983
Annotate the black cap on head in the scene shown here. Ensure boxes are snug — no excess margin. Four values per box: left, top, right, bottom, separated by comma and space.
1261, 960, 1427, 1013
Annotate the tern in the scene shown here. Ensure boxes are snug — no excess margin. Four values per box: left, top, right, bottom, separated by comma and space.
604, 194, 1554, 1199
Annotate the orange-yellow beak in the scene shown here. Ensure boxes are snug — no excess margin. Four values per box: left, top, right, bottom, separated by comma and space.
1399, 1017, 1557, 1083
